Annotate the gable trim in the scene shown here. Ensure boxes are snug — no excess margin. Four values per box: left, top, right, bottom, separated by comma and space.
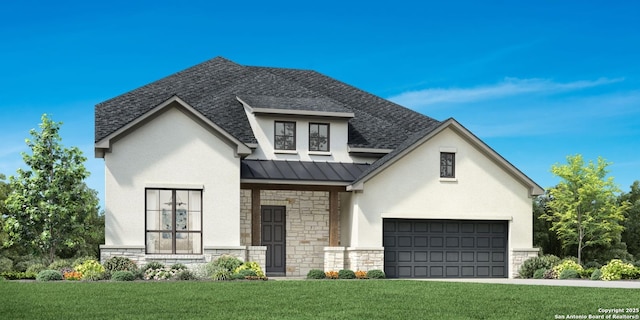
347, 118, 544, 197
95, 96, 252, 158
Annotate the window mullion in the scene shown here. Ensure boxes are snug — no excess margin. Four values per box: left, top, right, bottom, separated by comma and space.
172, 190, 177, 254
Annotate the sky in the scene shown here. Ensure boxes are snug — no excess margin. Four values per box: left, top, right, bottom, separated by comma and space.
1, 1, 639, 210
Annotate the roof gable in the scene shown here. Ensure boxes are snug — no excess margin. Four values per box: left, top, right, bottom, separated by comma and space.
348, 118, 544, 197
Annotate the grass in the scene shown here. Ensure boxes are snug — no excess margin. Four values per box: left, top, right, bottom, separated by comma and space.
1, 280, 639, 319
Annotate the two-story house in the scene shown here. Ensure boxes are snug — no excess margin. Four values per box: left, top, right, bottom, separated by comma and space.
96, 57, 543, 278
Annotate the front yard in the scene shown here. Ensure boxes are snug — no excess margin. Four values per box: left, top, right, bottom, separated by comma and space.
2, 280, 639, 319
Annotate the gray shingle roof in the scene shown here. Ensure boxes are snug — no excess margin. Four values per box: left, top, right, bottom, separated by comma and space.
237, 95, 353, 115
95, 57, 441, 150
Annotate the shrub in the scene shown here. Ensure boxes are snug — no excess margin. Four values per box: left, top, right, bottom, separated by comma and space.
518, 255, 561, 278
236, 269, 257, 278
590, 269, 602, 280
145, 267, 178, 280
367, 269, 386, 279
584, 261, 602, 269
580, 268, 597, 279
212, 255, 243, 272
72, 256, 97, 268
0, 271, 37, 280
559, 269, 579, 279
552, 259, 583, 277
103, 257, 138, 274
325, 271, 339, 279
355, 270, 368, 279
0, 257, 13, 273
338, 269, 356, 279
170, 263, 187, 271
307, 269, 326, 279
533, 268, 546, 279
36, 270, 63, 281
543, 269, 557, 279
142, 261, 165, 272
48, 259, 72, 272
211, 266, 231, 281
63, 271, 83, 281
175, 270, 197, 281
234, 261, 265, 278
601, 259, 636, 281
26, 263, 47, 274
111, 271, 135, 281
75, 259, 106, 281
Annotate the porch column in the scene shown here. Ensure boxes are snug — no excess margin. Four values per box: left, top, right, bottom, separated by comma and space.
329, 190, 339, 246
251, 188, 261, 246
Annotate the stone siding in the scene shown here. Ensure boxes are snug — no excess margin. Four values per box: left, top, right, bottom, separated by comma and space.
511, 248, 540, 278
324, 247, 346, 271
240, 189, 252, 246
346, 248, 385, 271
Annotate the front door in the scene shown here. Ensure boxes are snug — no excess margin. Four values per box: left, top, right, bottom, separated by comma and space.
261, 206, 286, 276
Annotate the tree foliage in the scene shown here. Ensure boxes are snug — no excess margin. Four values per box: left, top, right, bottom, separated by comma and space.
3, 114, 100, 264
541, 154, 628, 264
620, 181, 640, 258
532, 193, 562, 256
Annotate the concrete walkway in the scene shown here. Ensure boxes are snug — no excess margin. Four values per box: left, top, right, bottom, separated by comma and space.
271, 277, 640, 288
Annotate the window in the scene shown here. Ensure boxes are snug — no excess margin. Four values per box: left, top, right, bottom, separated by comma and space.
146, 189, 202, 254
274, 121, 296, 150
309, 123, 329, 151
440, 152, 455, 178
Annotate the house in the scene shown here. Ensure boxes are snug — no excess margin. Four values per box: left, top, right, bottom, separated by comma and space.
96, 57, 544, 278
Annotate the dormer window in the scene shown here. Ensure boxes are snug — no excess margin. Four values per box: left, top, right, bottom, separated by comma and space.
275, 121, 296, 150
309, 123, 329, 152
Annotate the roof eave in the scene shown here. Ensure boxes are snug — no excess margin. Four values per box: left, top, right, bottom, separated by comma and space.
95, 96, 251, 158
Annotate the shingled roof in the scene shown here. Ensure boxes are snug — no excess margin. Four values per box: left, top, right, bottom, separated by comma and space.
95, 57, 441, 149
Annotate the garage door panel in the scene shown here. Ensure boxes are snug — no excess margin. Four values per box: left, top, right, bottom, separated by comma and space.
384, 219, 508, 278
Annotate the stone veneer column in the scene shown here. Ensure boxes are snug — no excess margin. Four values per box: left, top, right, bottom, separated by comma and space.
246, 246, 267, 269
511, 248, 540, 278
323, 247, 346, 271
346, 247, 384, 271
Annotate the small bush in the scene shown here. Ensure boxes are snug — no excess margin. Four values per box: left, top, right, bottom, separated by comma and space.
0, 271, 37, 280
543, 269, 557, 279
518, 255, 561, 279
73, 256, 97, 268
211, 266, 231, 281
111, 271, 135, 281
237, 269, 257, 278
584, 261, 602, 269
307, 269, 326, 279
212, 255, 243, 272
338, 269, 356, 279
142, 261, 165, 272
26, 263, 47, 274
170, 263, 187, 271
36, 270, 63, 281
145, 267, 177, 280
590, 269, 602, 280
325, 271, 339, 279
75, 259, 106, 281
234, 261, 265, 278
48, 259, 72, 272
355, 270, 368, 279
175, 270, 197, 281
0, 257, 13, 273
104, 257, 138, 274
533, 268, 546, 279
559, 269, 579, 279
601, 259, 636, 281
580, 267, 597, 279
553, 259, 583, 276
63, 271, 83, 281
367, 269, 386, 279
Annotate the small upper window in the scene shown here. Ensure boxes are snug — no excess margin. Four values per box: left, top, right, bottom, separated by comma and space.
309, 123, 329, 152
275, 121, 296, 150
440, 152, 455, 178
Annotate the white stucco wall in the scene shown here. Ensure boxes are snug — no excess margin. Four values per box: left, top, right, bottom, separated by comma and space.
347, 127, 533, 251
104, 106, 241, 248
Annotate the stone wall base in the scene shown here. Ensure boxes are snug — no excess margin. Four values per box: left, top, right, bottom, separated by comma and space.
324, 247, 346, 271
511, 248, 540, 278
345, 247, 384, 272
100, 245, 267, 271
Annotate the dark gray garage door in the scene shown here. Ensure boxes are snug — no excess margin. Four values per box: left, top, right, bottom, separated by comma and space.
383, 219, 508, 278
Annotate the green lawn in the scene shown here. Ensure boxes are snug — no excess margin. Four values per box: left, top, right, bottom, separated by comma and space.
1, 280, 638, 319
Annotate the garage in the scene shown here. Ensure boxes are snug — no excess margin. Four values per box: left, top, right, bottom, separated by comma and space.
383, 219, 508, 278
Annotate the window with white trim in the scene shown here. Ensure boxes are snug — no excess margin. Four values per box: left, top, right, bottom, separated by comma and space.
440, 152, 455, 178
146, 189, 202, 254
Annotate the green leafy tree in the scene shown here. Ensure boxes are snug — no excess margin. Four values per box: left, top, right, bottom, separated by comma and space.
541, 154, 628, 264
3, 114, 100, 264
533, 192, 563, 256
620, 181, 640, 259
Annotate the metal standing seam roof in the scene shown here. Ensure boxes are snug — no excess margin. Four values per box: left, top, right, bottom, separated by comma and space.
241, 160, 370, 183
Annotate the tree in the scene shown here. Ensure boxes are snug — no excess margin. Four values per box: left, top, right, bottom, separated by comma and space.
541, 154, 628, 264
3, 114, 100, 264
620, 181, 640, 259
532, 192, 563, 256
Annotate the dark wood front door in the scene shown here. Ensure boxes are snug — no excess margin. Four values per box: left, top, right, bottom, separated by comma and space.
262, 206, 286, 276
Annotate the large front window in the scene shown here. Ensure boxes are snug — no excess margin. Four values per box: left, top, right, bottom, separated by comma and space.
274, 121, 296, 150
146, 189, 202, 254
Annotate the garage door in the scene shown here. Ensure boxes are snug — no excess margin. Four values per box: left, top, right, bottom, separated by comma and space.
383, 219, 508, 278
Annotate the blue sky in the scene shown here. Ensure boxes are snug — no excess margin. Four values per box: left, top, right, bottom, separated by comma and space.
1, 1, 639, 209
